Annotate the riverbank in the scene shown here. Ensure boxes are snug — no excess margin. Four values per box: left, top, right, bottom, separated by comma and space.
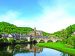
0, 41, 37, 47
37, 42, 75, 55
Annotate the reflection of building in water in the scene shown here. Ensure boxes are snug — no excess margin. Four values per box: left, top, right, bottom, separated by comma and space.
26, 44, 32, 49
0, 46, 13, 56
13, 44, 43, 55
26, 44, 43, 53
34, 47, 36, 56
0, 44, 43, 56
7, 46, 13, 53
21, 44, 43, 53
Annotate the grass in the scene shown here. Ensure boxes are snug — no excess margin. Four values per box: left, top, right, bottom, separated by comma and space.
37, 42, 75, 56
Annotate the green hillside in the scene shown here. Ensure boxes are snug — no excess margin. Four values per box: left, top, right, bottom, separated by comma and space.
52, 24, 75, 47
0, 22, 33, 34
53, 24, 75, 38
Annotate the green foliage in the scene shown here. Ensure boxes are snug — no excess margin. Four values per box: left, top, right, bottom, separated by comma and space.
42, 32, 50, 36
52, 24, 75, 45
70, 36, 75, 48
2, 38, 8, 42
7, 38, 15, 44
0, 34, 2, 38
16, 40, 20, 43
0, 22, 33, 34
67, 37, 74, 46
71, 36, 75, 41
53, 25, 74, 38
66, 25, 72, 37
0, 22, 16, 34
0, 38, 8, 43
0, 38, 4, 43
20, 40, 27, 43
16, 39, 28, 43
15, 44, 21, 49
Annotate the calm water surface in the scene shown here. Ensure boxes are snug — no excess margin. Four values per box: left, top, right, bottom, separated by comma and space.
0, 44, 73, 56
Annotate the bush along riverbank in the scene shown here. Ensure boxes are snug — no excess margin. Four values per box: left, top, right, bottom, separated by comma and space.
37, 42, 75, 56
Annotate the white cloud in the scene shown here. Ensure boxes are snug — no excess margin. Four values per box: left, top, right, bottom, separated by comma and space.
0, 10, 19, 22
13, 8, 75, 33
33, 11, 73, 33
0, 0, 75, 33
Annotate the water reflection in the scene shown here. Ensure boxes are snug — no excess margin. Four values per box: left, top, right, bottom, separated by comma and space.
0, 44, 74, 56
0, 45, 13, 56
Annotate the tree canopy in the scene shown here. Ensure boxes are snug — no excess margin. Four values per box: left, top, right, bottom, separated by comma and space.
0, 22, 33, 34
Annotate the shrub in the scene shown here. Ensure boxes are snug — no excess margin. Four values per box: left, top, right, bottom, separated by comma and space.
0, 38, 4, 43
2, 38, 8, 43
7, 38, 15, 44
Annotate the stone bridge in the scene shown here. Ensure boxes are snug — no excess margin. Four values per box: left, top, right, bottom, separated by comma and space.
33, 37, 61, 43
24, 36, 61, 43
20, 28, 62, 43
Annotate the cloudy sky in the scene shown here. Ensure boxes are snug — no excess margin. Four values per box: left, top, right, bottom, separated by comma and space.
0, 0, 75, 33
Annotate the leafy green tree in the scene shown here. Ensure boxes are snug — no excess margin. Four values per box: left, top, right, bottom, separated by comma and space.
42, 32, 50, 36
52, 25, 75, 44
2, 38, 8, 43
0, 38, 4, 43
71, 36, 75, 48
66, 25, 72, 38
7, 38, 15, 44
0, 34, 2, 38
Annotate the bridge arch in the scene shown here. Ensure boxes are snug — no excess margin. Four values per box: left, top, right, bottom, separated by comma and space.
47, 40, 53, 42
39, 39, 45, 43
56, 39, 62, 42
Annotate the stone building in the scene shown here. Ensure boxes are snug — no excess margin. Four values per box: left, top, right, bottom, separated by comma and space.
29, 27, 43, 36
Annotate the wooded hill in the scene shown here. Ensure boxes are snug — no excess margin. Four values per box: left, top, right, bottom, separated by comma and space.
0, 22, 33, 34
0, 22, 50, 36
52, 24, 75, 38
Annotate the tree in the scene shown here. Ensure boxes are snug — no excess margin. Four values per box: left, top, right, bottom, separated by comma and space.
7, 38, 15, 44
71, 35, 75, 48
0, 38, 4, 43
65, 25, 73, 38
0, 34, 2, 38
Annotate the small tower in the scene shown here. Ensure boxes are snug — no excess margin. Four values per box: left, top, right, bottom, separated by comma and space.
34, 27, 36, 36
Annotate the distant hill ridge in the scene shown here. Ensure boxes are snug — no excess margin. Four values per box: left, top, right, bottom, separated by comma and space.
52, 24, 75, 38
0, 22, 33, 34
3, 21, 74, 37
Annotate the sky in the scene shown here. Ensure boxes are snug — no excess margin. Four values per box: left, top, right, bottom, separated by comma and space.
0, 0, 75, 33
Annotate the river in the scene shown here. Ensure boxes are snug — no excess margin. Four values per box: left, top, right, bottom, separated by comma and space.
0, 44, 72, 56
